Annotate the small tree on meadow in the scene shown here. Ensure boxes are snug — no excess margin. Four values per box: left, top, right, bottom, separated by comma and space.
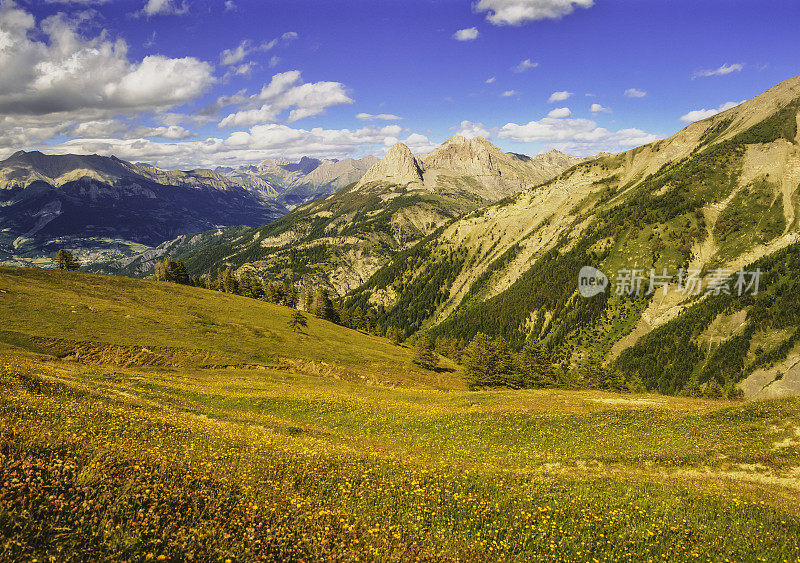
288, 310, 308, 333
412, 333, 438, 371
54, 249, 80, 271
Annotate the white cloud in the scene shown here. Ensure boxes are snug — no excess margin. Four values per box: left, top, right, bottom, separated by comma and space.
692, 63, 744, 79
513, 58, 538, 72
501, 90, 518, 97
69, 119, 130, 138
220, 40, 252, 66
486, 76, 496, 84
475, 0, 594, 26
224, 1, 236, 11
269, 55, 280, 68
356, 113, 403, 121
140, 0, 188, 16
679, 100, 744, 123
548, 90, 572, 103
453, 27, 479, 41
282, 31, 298, 41
0, 4, 214, 119
590, 103, 612, 114
498, 115, 658, 155
624, 88, 647, 98
546, 107, 571, 118
402, 133, 438, 154
218, 71, 353, 128
130, 124, 193, 139
452, 120, 490, 138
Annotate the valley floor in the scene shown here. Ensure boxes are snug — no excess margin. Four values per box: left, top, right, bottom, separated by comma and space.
1, 351, 799, 561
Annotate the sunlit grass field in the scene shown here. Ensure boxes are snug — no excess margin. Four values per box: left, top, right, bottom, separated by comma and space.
1, 267, 799, 561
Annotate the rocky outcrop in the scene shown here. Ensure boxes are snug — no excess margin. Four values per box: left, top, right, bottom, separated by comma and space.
356, 143, 424, 188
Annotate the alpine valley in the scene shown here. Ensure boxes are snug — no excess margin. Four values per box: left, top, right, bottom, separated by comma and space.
109, 74, 800, 399
6, 76, 800, 399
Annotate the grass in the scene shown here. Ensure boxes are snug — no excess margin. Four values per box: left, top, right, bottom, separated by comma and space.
0, 266, 458, 388
1, 267, 799, 561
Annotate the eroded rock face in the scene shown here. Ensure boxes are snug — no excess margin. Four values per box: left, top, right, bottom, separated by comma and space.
355, 136, 584, 200
356, 143, 425, 188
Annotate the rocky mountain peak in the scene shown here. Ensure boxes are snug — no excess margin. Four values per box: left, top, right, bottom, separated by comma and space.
356, 142, 424, 187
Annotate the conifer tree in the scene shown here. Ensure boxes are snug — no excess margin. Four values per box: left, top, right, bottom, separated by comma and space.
515, 342, 556, 388
222, 267, 238, 294
412, 333, 438, 370
288, 310, 308, 333
54, 249, 80, 271
311, 289, 333, 320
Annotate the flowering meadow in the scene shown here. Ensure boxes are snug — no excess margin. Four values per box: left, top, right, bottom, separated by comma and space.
1, 268, 799, 560
1, 357, 799, 562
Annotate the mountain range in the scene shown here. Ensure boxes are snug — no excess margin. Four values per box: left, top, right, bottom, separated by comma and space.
0, 151, 378, 268
107, 138, 584, 293
343, 74, 800, 399
6, 75, 800, 399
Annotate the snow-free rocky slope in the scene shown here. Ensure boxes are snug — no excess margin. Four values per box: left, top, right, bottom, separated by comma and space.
115, 137, 583, 293
348, 74, 800, 399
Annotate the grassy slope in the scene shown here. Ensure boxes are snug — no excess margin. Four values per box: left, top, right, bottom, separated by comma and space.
0, 266, 458, 388
1, 268, 799, 560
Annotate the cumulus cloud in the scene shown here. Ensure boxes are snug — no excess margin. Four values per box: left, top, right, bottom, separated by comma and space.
548, 90, 572, 103
513, 58, 538, 72
402, 133, 438, 154
140, 0, 188, 17
452, 120, 490, 138
224, 1, 236, 10
546, 107, 571, 118
624, 88, 647, 98
453, 27, 479, 41
486, 76, 496, 84
501, 90, 518, 97
69, 119, 131, 138
692, 63, 744, 79
356, 113, 403, 121
590, 103, 612, 113
498, 115, 658, 155
217, 71, 353, 128
475, 0, 594, 26
0, 3, 213, 120
679, 100, 743, 123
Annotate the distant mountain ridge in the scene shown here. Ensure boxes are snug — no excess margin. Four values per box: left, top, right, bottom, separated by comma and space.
219, 154, 379, 209
0, 150, 289, 267
112, 137, 585, 294
0, 150, 386, 268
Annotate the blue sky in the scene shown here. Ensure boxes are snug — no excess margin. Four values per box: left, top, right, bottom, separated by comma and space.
1, 0, 798, 168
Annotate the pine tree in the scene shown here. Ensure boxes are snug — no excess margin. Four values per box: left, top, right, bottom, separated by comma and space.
386, 326, 403, 345
222, 267, 238, 294
312, 289, 333, 320
54, 249, 80, 271
412, 334, 438, 370
515, 342, 556, 388
156, 258, 190, 284
582, 355, 606, 389
463, 333, 514, 389
288, 310, 308, 333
